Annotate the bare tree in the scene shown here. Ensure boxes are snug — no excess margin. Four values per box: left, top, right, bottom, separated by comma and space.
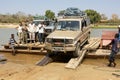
111, 14, 119, 22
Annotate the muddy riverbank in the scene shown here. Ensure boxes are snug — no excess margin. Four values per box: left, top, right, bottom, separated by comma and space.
0, 52, 120, 80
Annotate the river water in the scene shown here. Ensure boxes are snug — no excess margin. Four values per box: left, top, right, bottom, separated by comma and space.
0, 28, 18, 48
90, 28, 117, 37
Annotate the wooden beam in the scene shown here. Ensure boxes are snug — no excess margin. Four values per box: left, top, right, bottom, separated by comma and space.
65, 50, 87, 69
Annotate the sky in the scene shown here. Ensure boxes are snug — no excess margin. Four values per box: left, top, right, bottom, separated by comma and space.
0, 0, 120, 18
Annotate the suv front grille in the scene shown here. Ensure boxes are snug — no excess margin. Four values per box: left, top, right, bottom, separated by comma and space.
52, 39, 64, 46
46, 38, 73, 46
51, 39, 73, 47
52, 39, 64, 43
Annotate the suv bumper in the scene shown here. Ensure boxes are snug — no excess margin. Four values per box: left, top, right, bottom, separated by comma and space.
45, 43, 76, 53
52, 47, 75, 52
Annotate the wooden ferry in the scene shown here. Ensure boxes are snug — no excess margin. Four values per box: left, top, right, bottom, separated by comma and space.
0, 37, 116, 57
1, 37, 120, 69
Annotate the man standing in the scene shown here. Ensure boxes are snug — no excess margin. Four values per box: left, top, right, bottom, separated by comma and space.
118, 25, 120, 52
38, 22, 45, 44
22, 24, 28, 44
28, 21, 36, 43
108, 33, 119, 67
16, 23, 23, 44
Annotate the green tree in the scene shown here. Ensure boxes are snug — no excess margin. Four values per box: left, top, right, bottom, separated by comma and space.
58, 10, 65, 16
45, 10, 55, 20
85, 9, 101, 24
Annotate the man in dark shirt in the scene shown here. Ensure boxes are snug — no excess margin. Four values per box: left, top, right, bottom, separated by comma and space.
118, 25, 120, 52
108, 33, 119, 67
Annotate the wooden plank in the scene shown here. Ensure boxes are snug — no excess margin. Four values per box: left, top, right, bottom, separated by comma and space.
84, 38, 101, 50
0, 49, 47, 54
65, 50, 87, 69
36, 55, 53, 66
2, 43, 45, 49
112, 73, 120, 77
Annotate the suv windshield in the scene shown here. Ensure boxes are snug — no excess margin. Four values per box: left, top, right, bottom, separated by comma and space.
32, 20, 42, 26
58, 21, 79, 31
46, 22, 54, 27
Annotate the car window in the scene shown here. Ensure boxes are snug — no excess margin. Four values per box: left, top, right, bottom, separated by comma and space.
58, 21, 79, 30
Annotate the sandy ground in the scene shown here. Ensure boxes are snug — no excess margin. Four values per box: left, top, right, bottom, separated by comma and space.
0, 23, 18, 28
0, 52, 120, 80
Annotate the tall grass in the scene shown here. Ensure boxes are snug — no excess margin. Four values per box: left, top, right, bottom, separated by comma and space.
92, 25, 118, 29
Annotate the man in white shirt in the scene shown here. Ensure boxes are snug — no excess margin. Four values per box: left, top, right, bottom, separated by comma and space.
38, 22, 45, 44
28, 22, 36, 43
16, 23, 23, 44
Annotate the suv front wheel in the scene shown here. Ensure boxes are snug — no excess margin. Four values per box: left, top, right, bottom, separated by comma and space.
73, 42, 81, 57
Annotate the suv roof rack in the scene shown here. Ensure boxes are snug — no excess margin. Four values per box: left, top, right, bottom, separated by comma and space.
58, 7, 88, 19
57, 15, 88, 19
63, 15, 87, 18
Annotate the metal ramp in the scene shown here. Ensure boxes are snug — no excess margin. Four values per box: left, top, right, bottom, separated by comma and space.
65, 50, 87, 69
36, 55, 53, 66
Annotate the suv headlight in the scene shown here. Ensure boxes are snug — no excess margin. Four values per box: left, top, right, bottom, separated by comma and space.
66, 39, 73, 44
47, 38, 52, 43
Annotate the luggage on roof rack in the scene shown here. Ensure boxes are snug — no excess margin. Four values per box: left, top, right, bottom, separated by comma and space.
64, 7, 86, 17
